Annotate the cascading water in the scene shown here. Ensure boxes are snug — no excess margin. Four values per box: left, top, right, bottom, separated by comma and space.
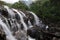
0, 15, 11, 29
0, 5, 49, 40
19, 10, 34, 40
0, 19, 17, 40
28, 11, 48, 29
19, 11, 33, 28
4, 6, 15, 18
19, 11, 26, 17
28, 20, 33, 28
28, 11, 40, 26
12, 9, 27, 30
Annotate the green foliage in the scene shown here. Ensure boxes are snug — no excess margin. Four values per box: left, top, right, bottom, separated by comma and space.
0, 1, 12, 7
30, 0, 60, 23
0, 1, 6, 5
11, 1, 29, 10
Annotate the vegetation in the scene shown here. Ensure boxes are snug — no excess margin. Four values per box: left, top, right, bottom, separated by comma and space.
10, 1, 29, 10
0, 1, 29, 10
30, 0, 60, 26
0, 1, 6, 5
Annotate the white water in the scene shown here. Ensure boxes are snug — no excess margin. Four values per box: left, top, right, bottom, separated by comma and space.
4, 6, 15, 18
0, 19, 17, 40
46, 25, 49, 30
19, 11, 33, 28
19, 11, 34, 40
19, 10, 34, 40
12, 9, 27, 30
28, 20, 33, 28
1, 15, 11, 29
16, 21, 21, 30
28, 36, 35, 40
28, 11, 40, 26
4, 17, 11, 29
19, 11, 26, 17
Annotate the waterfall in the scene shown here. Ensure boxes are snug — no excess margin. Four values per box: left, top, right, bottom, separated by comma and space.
0, 15, 11, 29
4, 6, 15, 18
28, 20, 33, 28
28, 11, 40, 26
19, 11, 26, 17
12, 9, 27, 30
19, 11, 33, 28
28, 11, 48, 29
4, 17, 11, 30
0, 5, 49, 40
15, 21, 21, 30
0, 19, 17, 40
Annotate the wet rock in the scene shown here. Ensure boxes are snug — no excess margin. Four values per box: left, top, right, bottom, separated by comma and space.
14, 30, 27, 40
27, 26, 41, 40
15, 13, 20, 20
0, 27, 6, 40
1, 8, 9, 18
27, 25, 60, 40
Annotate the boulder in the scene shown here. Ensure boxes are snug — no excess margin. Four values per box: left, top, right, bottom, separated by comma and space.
0, 27, 6, 40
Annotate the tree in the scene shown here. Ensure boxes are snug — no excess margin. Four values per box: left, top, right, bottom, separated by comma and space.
30, 0, 60, 26
11, 1, 29, 10
0, 1, 6, 5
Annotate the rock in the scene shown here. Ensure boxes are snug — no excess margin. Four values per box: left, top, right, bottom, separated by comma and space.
0, 27, 6, 40
27, 26, 41, 40
14, 30, 27, 40
1, 8, 9, 18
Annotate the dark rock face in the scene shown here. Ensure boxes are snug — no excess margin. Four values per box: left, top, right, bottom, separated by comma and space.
0, 27, 6, 40
1, 9, 8, 17
27, 25, 60, 40
0, 7, 9, 18
27, 26, 41, 40
15, 13, 20, 20
27, 29, 41, 40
